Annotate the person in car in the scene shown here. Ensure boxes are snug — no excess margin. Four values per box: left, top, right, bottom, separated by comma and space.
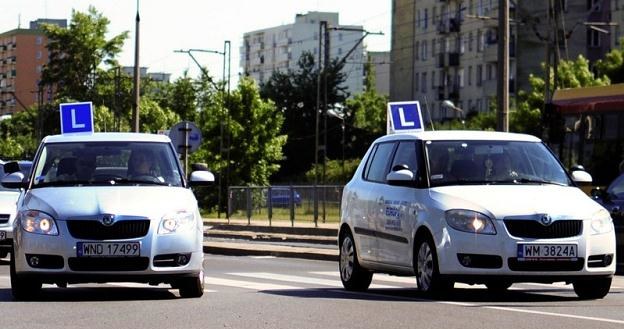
128, 149, 159, 181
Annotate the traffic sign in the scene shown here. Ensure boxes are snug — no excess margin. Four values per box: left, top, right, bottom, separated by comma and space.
387, 101, 424, 134
59, 101, 94, 134
169, 121, 202, 154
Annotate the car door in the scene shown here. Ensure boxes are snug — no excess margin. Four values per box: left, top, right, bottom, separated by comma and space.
352, 142, 396, 263
373, 140, 424, 267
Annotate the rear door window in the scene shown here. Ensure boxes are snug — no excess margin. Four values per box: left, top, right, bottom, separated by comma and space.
364, 142, 396, 183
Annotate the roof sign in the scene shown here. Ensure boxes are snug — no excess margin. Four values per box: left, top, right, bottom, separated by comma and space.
59, 101, 94, 134
387, 101, 424, 134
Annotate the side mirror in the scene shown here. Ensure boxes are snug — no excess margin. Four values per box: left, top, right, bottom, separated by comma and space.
386, 169, 415, 186
570, 164, 586, 172
1, 171, 27, 189
188, 170, 215, 187
571, 170, 592, 184
3, 161, 20, 174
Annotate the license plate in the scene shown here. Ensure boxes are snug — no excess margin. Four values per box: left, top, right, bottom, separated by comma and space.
0, 231, 6, 241
77, 242, 140, 257
517, 244, 578, 260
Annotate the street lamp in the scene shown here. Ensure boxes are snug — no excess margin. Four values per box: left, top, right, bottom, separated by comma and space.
327, 105, 346, 183
442, 100, 465, 129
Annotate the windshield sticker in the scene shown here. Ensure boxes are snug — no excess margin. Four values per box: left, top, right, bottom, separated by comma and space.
431, 174, 444, 180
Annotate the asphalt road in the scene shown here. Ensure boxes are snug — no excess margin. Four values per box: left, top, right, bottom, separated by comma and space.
1, 254, 624, 329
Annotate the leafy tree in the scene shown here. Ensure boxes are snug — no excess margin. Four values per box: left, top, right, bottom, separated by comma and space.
41, 6, 128, 102
260, 52, 348, 181
595, 38, 624, 83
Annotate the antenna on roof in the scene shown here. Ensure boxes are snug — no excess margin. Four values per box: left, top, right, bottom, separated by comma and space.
18, 14, 21, 28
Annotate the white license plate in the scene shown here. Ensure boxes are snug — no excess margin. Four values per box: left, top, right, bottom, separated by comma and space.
0, 231, 6, 241
517, 244, 578, 260
77, 242, 140, 257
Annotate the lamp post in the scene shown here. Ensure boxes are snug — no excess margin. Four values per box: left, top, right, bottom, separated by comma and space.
442, 100, 465, 129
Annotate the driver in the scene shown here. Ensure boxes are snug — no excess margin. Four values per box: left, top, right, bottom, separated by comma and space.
128, 149, 156, 179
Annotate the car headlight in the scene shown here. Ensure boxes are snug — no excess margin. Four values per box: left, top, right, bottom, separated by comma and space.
590, 209, 613, 235
445, 209, 497, 235
158, 211, 196, 234
20, 210, 58, 235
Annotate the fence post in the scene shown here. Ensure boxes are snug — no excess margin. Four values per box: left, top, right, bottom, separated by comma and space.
267, 186, 272, 226
246, 187, 252, 225
289, 185, 295, 227
226, 187, 231, 224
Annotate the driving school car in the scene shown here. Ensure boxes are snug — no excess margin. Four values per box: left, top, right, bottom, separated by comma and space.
1, 133, 214, 300
338, 130, 616, 299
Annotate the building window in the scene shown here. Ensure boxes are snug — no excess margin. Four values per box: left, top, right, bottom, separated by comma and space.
422, 40, 428, 61
421, 72, 427, 93
36, 50, 42, 59
468, 66, 473, 85
468, 32, 473, 52
477, 30, 485, 52
588, 28, 601, 48
432, 39, 437, 57
415, 72, 420, 92
36, 36, 43, 45
432, 71, 436, 88
424, 9, 428, 30
415, 41, 420, 60
433, 7, 438, 25
417, 10, 421, 29
458, 68, 465, 88
477, 64, 483, 86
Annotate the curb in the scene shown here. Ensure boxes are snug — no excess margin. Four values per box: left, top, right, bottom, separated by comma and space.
203, 241, 338, 262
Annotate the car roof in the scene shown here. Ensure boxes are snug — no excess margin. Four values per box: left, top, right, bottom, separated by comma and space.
374, 130, 542, 143
41, 132, 172, 144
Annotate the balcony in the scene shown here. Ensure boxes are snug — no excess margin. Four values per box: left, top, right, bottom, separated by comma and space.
449, 18, 461, 33
448, 84, 460, 99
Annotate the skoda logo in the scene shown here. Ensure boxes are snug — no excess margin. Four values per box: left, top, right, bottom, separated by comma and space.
101, 214, 115, 226
539, 214, 553, 226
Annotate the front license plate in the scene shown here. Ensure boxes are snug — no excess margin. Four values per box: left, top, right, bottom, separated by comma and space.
77, 242, 140, 257
517, 244, 578, 261
0, 231, 6, 241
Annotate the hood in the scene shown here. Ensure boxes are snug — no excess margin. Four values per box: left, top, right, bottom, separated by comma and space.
23, 186, 198, 220
429, 185, 603, 220
0, 190, 20, 215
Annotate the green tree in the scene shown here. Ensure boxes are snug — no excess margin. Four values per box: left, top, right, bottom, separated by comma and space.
595, 38, 624, 84
260, 52, 348, 181
41, 6, 128, 102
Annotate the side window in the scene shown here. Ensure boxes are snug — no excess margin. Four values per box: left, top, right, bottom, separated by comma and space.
365, 142, 396, 182
390, 141, 419, 177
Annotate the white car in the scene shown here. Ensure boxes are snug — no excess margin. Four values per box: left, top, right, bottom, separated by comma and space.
1, 133, 214, 300
338, 130, 616, 299
0, 160, 32, 258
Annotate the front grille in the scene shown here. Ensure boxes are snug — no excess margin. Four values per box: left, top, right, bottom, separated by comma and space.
68, 257, 149, 271
508, 257, 584, 271
0, 214, 10, 224
67, 220, 150, 240
504, 220, 582, 239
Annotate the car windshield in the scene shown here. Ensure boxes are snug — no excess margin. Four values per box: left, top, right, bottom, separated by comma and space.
607, 174, 624, 198
30, 141, 184, 187
425, 140, 571, 187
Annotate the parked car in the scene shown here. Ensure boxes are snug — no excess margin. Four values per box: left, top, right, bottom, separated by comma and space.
591, 174, 624, 273
1, 133, 214, 300
268, 187, 302, 207
338, 130, 616, 299
0, 160, 33, 259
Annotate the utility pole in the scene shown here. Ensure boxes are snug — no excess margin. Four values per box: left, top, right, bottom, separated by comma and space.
132, 0, 141, 132
314, 20, 326, 226
496, 0, 509, 132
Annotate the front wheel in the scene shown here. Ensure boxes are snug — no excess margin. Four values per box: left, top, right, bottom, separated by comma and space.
573, 278, 612, 300
178, 271, 204, 298
414, 236, 453, 295
339, 231, 372, 291
10, 252, 41, 301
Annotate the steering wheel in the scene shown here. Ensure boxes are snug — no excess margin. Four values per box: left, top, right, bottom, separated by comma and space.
91, 173, 125, 181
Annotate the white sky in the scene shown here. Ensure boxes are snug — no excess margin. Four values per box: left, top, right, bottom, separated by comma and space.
0, 0, 391, 84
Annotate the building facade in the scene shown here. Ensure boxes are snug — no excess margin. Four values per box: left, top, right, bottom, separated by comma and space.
367, 51, 391, 95
391, 0, 616, 123
240, 11, 366, 96
0, 19, 65, 115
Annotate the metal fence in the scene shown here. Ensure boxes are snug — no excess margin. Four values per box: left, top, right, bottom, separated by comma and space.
227, 185, 344, 226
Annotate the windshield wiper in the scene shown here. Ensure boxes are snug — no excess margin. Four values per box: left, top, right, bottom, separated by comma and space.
110, 178, 168, 186
497, 177, 567, 186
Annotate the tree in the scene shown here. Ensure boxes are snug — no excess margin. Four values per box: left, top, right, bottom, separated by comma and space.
260, 52, 348, 181
41, 6, 128, 102
595, 38, 624, 84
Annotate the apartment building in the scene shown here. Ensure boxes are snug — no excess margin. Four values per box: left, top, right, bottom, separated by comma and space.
391, 0, 615, 122
240, 11, 365, 96
367, 51, 391, 95
0, 19, 66, 115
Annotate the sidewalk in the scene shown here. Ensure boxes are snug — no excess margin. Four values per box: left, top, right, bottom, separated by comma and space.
202, 218, 339, 261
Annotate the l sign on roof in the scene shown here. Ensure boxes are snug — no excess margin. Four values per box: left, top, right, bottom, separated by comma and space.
387, 101, 424, 134
59, 101, 94, 134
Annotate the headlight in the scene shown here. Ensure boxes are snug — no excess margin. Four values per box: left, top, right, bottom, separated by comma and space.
590, 209, 613, 235
445, 209, 497, 235
20, 210, 59, 235
158, 211, 196, 234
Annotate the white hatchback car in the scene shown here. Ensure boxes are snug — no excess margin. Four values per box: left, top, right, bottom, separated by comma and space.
338, 130, 616, 299
1, 133, 214, 300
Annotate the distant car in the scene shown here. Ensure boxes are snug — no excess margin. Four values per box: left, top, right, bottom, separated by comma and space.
2, 133, 214, 300
339, 130, 616, 299
592, 174, 624, 273
0, 160, 33, 259
268, 187, 302, 207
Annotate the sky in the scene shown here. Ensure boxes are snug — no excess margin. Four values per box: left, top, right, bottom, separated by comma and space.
0, 0, 391, 84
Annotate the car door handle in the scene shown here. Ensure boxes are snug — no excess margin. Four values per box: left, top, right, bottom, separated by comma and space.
377, 197, 384, 205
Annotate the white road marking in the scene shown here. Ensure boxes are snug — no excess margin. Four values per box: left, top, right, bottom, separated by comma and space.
230, 272, 397, 289
206, 276, 300, 291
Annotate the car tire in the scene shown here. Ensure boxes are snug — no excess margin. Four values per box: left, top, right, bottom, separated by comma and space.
178, 271, 204, 298
485, 281, 512, 293
10, 252, 41, 301
339, 231, 372, 291
573, 277, 612, 300
414, 235, 453, 295
0, 250, 8, 259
